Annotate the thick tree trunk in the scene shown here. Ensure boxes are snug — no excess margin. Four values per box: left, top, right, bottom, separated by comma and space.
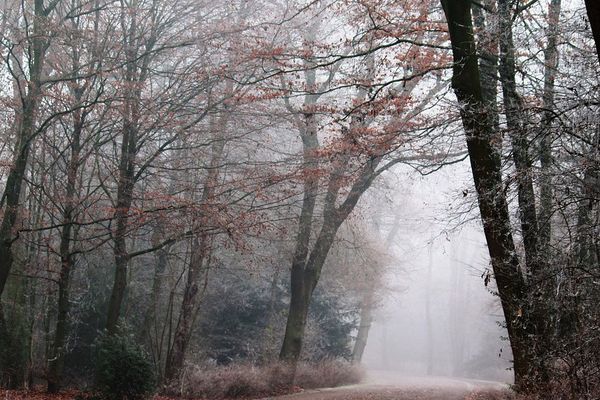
279, 112, 320, 365
584, 0, 600, 63
0, 119, 33, 294
279, 36, 381, 373
279, 216, 344, 370
279, 264, 312, 364
0, 277, 29, 388
440, 0, 533, 389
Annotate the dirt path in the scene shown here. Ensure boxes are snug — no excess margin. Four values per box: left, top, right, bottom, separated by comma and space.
261, 373, 512, 400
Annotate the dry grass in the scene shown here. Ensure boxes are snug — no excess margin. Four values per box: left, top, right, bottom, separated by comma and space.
466, 389, 515, 400
165, 360, 364, 399
466, 378, 600, 400
294, 360, 364, 389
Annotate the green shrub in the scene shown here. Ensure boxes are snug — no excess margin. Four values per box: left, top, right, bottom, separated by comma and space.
95, 334, 155, 400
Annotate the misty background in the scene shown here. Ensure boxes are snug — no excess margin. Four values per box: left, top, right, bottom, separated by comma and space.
361, 160, 512, 382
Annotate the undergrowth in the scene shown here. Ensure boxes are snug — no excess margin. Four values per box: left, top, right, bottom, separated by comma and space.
165, 359, 364, 399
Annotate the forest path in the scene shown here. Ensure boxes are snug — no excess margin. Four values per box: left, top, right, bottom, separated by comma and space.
261, 372, 511, 400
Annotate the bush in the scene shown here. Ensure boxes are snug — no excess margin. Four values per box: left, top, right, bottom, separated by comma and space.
95, 334, 155, 400
295, 359, 364, 389
165, 360, 363, 399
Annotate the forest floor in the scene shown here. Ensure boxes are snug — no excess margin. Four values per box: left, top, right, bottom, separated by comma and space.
0, 386, 512, 400
0, 374, 512, 400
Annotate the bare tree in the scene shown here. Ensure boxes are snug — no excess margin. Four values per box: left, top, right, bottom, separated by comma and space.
440, 0, 533, 389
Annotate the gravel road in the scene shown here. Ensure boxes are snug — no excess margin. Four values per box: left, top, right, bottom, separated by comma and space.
260, 372, 512, 400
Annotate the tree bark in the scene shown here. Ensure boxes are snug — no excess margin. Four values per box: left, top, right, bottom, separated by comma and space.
472, 0, 500, 134
584, 0, 600, 63
440, 0, 533, 389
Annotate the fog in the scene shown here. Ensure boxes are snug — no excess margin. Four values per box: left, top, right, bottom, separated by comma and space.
361, 160, 513, 383
2, 0, 597, 397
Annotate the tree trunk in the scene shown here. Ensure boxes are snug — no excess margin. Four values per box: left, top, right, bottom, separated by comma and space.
142, 241, 169, 378
279, 264, 312, 364
163, 235, 208, 382
105, 2, 146, 333
425, 246, 434, 376
164, 114, 227, 383
142, 235, 169, 337
497, 0, 540, 276
472, 0, 499, 134
497, 0, 553, 382
279, 155, 380, 365
584, 0, 600, 63
105, 118, 137, 334
351, 292, 374, 364
0, 2, 46, 295
574, 129, 599, 272
279, 110, 320, 365
47, 103, 83, 393
279, 215, 344, 371
440, 0, 533, 389
539, 0, 561, 255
